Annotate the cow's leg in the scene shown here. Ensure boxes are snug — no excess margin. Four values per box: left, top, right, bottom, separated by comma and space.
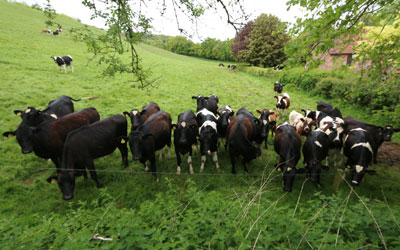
176, 151, 182, 175
159, 149, 163, 160
149, 154, 158, 180
86, 159, 102, 188
230, 149, 236, 174
70, 62, 74, 73
242, 159, 249, 173
373, 148, 378, 164
63, 64, 67, 73
200, 155, 206, 172
59, 66, 63, 72
144, 162, 149, 172
213, 151, 220, 170
188, 150, 194, 175
167, 146, 172, 160
117, 142, 129, 167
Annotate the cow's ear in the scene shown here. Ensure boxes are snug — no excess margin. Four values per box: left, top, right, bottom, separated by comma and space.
190, 124, 197, 129
254, 119, 260, 125
366, 170, 376, 175
256, 110, 262, 114
123, 111, 131, 118
300, 118, 305, 122
229, 111, 234, 116
140, 110, 146, 116
215, 113, 219, 117
301, 109, 306, 115
393, 128, 400, 132
377, 126, 383, 132
3, 131, 16, 138
46, 176, 57, 184
191, 96, 197, 99
274, 96, 278, 100
172, 124, 178, 129
13, 110, 23, 117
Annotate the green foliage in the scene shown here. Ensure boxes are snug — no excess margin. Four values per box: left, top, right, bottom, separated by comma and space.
244, 14, 289, 68
1, 2, 400, 248
43, 0, 58, 28
286, 0, 400, 83
167, 36, 194, 55
236, 65, 280, 78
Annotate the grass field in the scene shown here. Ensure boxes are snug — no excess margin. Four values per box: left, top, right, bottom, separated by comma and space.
1, 1, 400, 248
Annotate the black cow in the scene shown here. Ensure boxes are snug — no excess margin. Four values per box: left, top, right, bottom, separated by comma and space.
256, 109, 274, 149
47, 114, 128, 200
3, 108, 100, 169
231, 65, 237, 70
274, 81, 284, 95
127, 111, 172, 177
218, 63, 224, 67
124, 101, 160, 131
216, 105, 234, 142
227, 114, 261, 174
302, 129, 330, 186
317, 101, 342, 118
191, 94, 219, 114
51, 55, 73, 73
344, 116, 398, 163
52, 29, 62, 35
343, 128, 376, 186
196, 108, 220, 172
274, 122, 302, 192
172, 110, 198, 175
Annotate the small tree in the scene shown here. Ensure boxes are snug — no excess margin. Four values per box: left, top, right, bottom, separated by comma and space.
43, 0, 57, 28
245, 14, 289, 67
230, 21, 254, 61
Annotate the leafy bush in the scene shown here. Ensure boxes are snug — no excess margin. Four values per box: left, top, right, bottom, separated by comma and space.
236, 65, 280, 77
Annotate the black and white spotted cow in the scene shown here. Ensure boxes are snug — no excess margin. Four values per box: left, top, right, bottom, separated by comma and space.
275, 93, 290, 117
196, 108, 220, 172
343, 128, 376, 186
51, 55, 73, 73
216, 105, 234, 143
192, 94, 219, 114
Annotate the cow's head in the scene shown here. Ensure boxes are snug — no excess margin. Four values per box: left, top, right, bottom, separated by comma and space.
301, 109, 317, 121
349, 165, 376, 186
256, 109, 271, 139
3, 124, 39, 154
305, 160, 329, 185
124, 109, 142, 130
47, 171, 75, 200
128, 131, 153, 161
280, 165, 296, 192
217, 106, 234, 130
172, 121, 197, 145
199, 123, 218, 155
381, 125, 400, 141
192, 95, 208, 111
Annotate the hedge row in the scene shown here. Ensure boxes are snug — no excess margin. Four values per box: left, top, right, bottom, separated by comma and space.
236, 65, 281, 78
276, 68, 400, 127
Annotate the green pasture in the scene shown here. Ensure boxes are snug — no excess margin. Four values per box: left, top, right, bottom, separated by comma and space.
1, 1, 400, 248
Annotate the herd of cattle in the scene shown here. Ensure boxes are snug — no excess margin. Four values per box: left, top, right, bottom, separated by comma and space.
3, 86, 399, 200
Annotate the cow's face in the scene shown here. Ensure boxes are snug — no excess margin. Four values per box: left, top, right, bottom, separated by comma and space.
217, 107, 234, 130
48, 172, 75, 200
351, 165, 366, 186
173, 122, 196, 145
199, 126, 217, 155
282, 166, 296, 192
15, 125, 36, 154
124, 109, 142, 130
257, 110, 271, 140
192, 95, 207, 110
382, 126, 400, 141
128, 131, 152, 161
306, 160, 327, 184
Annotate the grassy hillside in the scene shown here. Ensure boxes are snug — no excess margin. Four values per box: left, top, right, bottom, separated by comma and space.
1, 1, 400, 248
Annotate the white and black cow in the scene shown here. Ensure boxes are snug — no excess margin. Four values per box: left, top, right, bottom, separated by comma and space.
274, 122, 302, 192
343, 128, 376, 186
51, 55, 73, 73
216, 105, 234, 148
275, 93, 290, 117
289, 110, 315, 136
196, 108, 220, 172
302, 128, 330, 186
227, 114, 261, 174
344, 116, 400, 163
172, 110, 198, 175
47, 114, 128, 200
256, 109, 274, 149
192, 94, 219, 114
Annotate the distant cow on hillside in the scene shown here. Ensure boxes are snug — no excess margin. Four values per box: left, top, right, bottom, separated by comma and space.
51, 55, 73, 73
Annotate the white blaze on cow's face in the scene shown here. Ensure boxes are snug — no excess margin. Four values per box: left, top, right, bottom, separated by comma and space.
25, 108, 31, 113
50, 114, 58, 119
181, 121, 186, 128
355, 165, 364, 173
263, 119, 268, 125
131, 110, 138, 116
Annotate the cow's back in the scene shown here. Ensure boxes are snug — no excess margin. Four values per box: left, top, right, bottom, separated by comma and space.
140, 111, 171, 151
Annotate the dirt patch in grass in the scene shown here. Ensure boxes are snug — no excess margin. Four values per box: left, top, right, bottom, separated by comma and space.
378, 142, 400, 169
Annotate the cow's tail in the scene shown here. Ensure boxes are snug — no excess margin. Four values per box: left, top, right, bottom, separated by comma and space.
69, 96, 100, 101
